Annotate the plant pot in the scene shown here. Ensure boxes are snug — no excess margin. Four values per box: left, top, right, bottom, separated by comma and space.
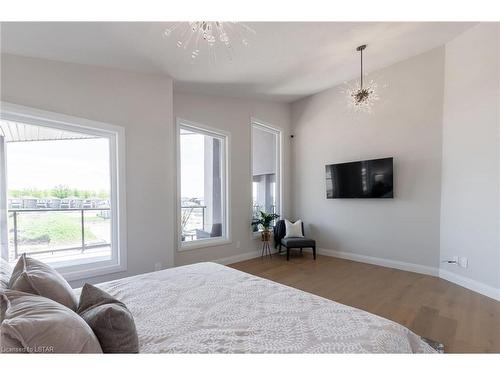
261, 229, 271, 242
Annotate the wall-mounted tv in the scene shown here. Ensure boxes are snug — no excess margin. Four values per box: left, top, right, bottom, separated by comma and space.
325, 157, 394, 199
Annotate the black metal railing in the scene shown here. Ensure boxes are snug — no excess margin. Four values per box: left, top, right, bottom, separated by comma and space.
8, 207, 111, 259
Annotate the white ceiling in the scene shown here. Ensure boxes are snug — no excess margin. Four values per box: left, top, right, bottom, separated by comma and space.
0, 22, 474, 102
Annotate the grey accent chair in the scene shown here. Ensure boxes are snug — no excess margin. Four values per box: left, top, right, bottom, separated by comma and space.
273, 220, 316, 261
195, 223, 222, 240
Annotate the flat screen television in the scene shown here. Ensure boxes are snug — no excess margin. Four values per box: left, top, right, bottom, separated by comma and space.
325, 157, 394, 199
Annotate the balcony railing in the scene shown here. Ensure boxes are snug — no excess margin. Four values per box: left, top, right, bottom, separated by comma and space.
252, 204, 276, 218
181, 205, 206, 240
8, 207, 111, 260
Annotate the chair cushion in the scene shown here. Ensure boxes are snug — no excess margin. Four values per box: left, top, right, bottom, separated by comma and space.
281, 237, 316, 248
284, 219, 304, 238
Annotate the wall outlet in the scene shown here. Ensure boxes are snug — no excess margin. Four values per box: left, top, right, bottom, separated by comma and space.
458, 256, 468, 268
154, 262, 162, 271
236, 241, 241, 249
442, 256, 459, 265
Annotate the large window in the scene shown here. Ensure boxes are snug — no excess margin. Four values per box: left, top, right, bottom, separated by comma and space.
251, 120, 281, 232
177, 119, 229, 249
0, 104, 126, 280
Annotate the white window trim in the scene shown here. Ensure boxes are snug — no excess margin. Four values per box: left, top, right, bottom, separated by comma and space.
0, 102, 127, 281
0, 136, 8, 261
176, 118, 231, 251
250, 117, 283, 239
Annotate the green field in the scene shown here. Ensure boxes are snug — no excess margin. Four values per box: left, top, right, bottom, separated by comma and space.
11, 212, 110, 250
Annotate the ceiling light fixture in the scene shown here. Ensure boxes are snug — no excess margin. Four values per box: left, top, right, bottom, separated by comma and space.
164, 22, 255, 61
343, 44, 380, 113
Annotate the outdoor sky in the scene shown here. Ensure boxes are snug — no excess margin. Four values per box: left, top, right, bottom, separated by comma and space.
180, 132, 205, 199
7, 132, 206, 199
7, 138, 111, 192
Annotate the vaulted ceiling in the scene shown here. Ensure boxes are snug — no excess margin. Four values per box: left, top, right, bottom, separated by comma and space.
1, 22, 474, 102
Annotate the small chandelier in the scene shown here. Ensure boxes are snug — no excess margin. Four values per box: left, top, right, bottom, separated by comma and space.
164, 22, 254, 61
344, 44, 380, 113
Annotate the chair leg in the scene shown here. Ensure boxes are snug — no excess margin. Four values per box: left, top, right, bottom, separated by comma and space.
279, 243, 282, 253
286, 247, 290, 261
313, 246, 316, 260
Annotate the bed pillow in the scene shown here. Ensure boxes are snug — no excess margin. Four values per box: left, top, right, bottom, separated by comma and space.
0, 290, 102, 353
1, 258, 13, 291
0, 292, 23, 354
77, 283, 139, 353
9, 254, 78, 311
284, 219, 304, 238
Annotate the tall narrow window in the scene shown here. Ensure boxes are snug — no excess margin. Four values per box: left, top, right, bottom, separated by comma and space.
178, 120, 229, 248
251, 121, 281, 232
0, 104, 126, 280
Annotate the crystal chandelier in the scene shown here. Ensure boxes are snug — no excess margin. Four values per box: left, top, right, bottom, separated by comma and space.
164, 22, 255, 61
343, 45, 380, 113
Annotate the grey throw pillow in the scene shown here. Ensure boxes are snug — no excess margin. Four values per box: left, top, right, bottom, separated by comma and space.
77, 283, 139, 353
1, 290, 102, 353
9, 254, 78, 311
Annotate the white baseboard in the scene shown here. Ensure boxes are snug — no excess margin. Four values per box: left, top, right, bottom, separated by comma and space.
439, 269, 500, 302
317, 248, 439, 276
213, 250, 263, 266
317, 247, 500, 302
214, 247, 500, 302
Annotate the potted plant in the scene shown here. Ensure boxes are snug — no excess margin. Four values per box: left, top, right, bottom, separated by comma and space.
251, 211, 280, 241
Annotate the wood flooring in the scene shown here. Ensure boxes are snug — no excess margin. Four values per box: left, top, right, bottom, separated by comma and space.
229, 253, 500, 353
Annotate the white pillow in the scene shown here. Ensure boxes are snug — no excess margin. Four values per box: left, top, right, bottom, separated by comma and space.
285, 219, 304, 238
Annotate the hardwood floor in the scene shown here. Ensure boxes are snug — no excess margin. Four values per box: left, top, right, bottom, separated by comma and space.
229, 253, 500, 353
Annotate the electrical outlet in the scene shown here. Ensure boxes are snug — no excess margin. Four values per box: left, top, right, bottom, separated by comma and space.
442, 256, 459, 266
236, 241, 241, 249
458, 257, 468, 268
154, 262, 162, 271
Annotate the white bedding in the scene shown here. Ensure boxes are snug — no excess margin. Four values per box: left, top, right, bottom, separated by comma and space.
93, 262, 434, 353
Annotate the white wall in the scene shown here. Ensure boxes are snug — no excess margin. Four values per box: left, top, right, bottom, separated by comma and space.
0, 53, 292, 281
173, 92, 291, 266
2, 26, 499, 300
0, 54, 175, 286
440, 23, 500, 292
290, 48, 445, 271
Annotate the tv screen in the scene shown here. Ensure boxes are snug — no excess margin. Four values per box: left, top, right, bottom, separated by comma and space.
325, 157, 393, 199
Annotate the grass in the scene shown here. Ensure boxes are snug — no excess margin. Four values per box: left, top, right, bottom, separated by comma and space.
16, 212, 98, 245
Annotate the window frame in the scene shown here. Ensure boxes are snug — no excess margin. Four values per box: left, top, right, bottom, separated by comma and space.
250, 118, 283, 237
176, 118, 231, 251
0, 102, 127, 281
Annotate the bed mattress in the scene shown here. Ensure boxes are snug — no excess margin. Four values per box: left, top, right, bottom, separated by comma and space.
93, 262, 434, 353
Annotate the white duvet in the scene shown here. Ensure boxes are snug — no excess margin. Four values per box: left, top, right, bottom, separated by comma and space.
93, 262, 434, 353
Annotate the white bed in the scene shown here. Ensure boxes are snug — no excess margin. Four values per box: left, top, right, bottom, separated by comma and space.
89, 262, 435, 353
